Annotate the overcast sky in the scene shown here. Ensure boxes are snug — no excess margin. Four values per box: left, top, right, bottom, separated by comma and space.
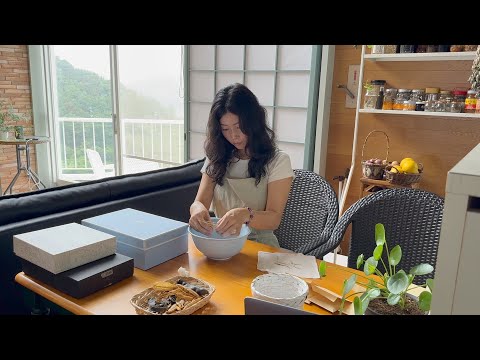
53, 45, 184, 117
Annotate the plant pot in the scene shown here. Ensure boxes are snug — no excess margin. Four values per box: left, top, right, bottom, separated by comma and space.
14, 125, 24, 140
0, 131, 9, 141
365, 294, 427, 315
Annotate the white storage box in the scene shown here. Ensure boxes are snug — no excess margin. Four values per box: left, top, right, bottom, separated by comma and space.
13, 223, 116, 274
82, 208, 188, 270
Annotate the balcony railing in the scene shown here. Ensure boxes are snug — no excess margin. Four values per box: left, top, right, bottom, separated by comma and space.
58, 117, 184, 180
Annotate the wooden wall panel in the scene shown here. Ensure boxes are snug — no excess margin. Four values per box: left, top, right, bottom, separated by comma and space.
325, 45, 480, 255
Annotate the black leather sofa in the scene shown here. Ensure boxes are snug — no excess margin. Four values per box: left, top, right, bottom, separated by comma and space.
0, 158, 204, 314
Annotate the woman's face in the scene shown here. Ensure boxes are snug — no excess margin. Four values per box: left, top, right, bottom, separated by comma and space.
219, 112, 248, 151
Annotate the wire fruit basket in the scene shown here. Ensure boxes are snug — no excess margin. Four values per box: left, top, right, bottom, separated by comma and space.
361, 130, 390, 180
385, 163, 423, 185
130, 276, 215, 315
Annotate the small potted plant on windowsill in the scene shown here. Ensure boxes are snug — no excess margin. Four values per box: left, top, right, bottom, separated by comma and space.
0, 99, 28, 140
339, 223, 434, 315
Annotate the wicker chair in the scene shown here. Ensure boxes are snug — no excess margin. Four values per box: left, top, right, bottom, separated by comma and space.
311, 188, 444, 284
274, 169, 338, 255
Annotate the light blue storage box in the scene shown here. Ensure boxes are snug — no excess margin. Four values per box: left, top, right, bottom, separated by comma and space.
81, 208, 188, 270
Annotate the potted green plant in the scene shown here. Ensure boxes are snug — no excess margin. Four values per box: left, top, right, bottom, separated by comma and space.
340, 223, 434, 315
0, 99, 27, 140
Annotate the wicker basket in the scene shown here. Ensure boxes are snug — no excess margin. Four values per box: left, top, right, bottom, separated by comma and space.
385, 163, 423, 185
130, 276, 215, 315
361, 130, 390, 180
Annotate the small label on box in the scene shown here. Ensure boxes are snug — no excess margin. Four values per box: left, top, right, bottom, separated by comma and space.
101, 269, 114, 278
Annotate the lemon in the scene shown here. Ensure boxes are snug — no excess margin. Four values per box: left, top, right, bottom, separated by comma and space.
400, 157, 414, 169
391, 165, 403, 173
401, 159, 419, 174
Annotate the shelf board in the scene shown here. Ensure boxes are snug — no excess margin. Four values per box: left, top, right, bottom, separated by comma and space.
364, 52, 476, 62
359, 109, 480, 118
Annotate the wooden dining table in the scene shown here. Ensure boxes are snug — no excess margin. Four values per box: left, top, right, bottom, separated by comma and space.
15, 237, 365, 315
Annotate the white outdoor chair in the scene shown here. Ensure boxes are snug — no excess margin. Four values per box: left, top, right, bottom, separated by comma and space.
86, 149, 115, 179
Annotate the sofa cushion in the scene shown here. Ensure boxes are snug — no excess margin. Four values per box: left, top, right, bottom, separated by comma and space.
107, 158, 204, 200
0, 182, 111, 227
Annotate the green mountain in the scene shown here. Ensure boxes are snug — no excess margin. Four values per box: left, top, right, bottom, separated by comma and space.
55, 58, 178, 119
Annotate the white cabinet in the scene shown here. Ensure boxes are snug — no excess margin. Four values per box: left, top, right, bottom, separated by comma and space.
430, 142, 480, 314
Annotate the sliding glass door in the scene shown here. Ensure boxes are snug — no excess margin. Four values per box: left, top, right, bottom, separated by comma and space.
50, 45, 184, 182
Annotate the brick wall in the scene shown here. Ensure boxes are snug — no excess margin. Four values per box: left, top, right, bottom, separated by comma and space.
0, 45, 36, 195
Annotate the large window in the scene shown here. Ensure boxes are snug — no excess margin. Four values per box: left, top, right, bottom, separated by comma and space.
48, 45, 184, 182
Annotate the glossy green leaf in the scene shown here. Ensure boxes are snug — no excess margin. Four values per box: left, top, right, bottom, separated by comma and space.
342, 274, 357, 296
356, 254, 364, 269
319, 261, 327, 277
387, 270, 409, 294
361, 296, 370, 314
373, 245, 383, 261
426, 278, 434, 292
387, 293, 400, 305
354, 296, 363, 315
367, 288, 381, 299
419, 291, 432, 312
389, 245, 402, 266
364, 257, 378, 276
410, 263, 434, 276
375, 223, 385, 246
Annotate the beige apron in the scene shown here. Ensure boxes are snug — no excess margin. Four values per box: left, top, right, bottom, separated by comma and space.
213, 177, 280, 248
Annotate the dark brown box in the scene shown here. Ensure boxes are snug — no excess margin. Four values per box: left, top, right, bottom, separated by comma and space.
20, 253, 134, 299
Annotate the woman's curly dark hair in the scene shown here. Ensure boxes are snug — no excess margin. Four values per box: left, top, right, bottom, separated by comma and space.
204, 83, 277, 186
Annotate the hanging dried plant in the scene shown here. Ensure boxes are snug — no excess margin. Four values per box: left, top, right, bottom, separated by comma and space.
467, 45, 480, 90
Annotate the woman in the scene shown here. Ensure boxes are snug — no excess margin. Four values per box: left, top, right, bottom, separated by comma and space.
189, 83, 294, 248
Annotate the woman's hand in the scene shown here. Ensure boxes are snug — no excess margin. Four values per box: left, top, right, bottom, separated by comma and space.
216, 208, 250, 236
189, 204, 213, 236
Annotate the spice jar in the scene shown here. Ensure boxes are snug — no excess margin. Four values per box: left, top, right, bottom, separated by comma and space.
426, 45, 439, 52
465, 90, 478, 113
371, 45, 384, 54
393, 89, 411, 110
383, 45, 397, 54
464, 45, 478, 52
424, 87, 440, 112
399, 45, 415, 53
363, 80, 386, 109
450, 45, 464, 52
416, 45, 427, 53
415, 101, 425, 111
450, 90, 467, 113
410, 89, 425, 102
434, 90, 452, 112
476, 92, 480, 114
403, 100, 416, 111
438, 45, 450, 52
382, 88, 397, 110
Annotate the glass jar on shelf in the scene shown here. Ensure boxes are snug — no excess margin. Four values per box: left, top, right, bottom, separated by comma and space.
415, 101, 425, 111
438, 45, 450, 52
464, 45, 478, 52
450, 89, 467, 113
363, 80, 386, 109
371, 45, 384, 54
465, 90, 478, 113
393, 89, 411, 110
426, 45, 439, 52
476, 92, 480, 114
410, 89, 425, 102
382, 88, 397, 110
399, 45, 416, 53
424, 87, 440, 112
450, 45, 464, 52
416, 45, 427, 53
383, 45, 397, 54
434, 90, 452, 112
403, 100, 416, 111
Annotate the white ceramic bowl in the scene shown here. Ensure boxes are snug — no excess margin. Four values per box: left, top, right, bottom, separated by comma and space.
251, 273, 309, 309
188, 217, 251, 260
